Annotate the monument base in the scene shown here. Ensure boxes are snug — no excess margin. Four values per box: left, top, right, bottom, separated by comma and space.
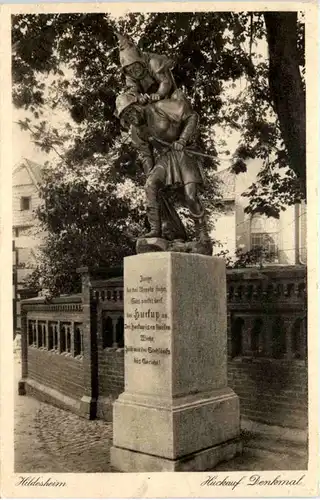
111, 439, 242, 472
112, 252, 242, 472
112, 388, 240, 459
136, 237, 212, 255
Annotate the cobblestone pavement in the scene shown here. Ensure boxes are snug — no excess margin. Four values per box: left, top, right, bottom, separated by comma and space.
14, 353, 307, 473
15, 354, 113, 473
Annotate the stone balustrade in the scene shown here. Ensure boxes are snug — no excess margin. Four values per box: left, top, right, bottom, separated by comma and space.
19, 264, 307, 432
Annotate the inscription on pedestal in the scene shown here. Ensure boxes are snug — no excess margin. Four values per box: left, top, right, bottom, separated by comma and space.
124, 274, 171, 368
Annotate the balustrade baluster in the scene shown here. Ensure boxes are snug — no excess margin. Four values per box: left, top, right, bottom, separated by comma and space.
33, 322, 36, 345
43, 323, 47, 348
36, 319, 39, 347
81, 327, 84, 356
284, 317, 294, 359
71, 322, 75, 356
57, 320, 61, 353
45, 320, 49, 348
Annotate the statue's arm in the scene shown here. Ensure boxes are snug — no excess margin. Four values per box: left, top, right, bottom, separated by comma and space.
125, 75, 140, 93
178, 111, 199, 146
149, 55, 175, 99
153, 71, 174, 99
131, 127, 154, 174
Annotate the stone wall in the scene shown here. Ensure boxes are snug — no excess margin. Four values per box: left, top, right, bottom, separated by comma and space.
228, 358, 307, 429
27, 347, 84, 400
226, 266, 307, 430
20, 265, 307, 434
19, 294, 89, 416
98, 348, 124, 398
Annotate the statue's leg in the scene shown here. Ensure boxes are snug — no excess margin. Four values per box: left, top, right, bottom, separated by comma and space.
184, 183, 211, 244
144, 166, 165, 238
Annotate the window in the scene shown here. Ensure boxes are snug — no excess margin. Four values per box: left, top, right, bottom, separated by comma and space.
20, 197, 31, 211
16, 226, 32, 237
17, 248, 31, 267
250, 214, 279, 263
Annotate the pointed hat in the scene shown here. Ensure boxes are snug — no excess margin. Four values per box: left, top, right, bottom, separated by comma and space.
115, 32, 145, 69
115, 92, 138, 118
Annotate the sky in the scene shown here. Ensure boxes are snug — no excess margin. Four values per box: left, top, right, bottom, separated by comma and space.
12, 113, 45, 167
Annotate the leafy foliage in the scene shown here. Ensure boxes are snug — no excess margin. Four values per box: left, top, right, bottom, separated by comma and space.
12, 12, 305, 293
214, 246, 279, 269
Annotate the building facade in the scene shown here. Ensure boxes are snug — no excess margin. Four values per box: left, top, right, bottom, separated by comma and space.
213, 162, 307, 266
13, 160, 43, 335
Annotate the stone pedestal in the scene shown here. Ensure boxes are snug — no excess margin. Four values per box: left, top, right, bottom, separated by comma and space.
111, 252, 241, 472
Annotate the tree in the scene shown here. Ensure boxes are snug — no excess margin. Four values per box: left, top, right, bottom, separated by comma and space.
25, 153, 146, 295
13, 12, 305, 294
264, 12, 306, 195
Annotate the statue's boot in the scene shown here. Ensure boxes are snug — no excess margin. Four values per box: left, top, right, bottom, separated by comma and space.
192, 211, 211, 244
145, 207, 162, 238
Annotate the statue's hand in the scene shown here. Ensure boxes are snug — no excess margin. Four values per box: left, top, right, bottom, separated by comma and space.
149, 93, 161, 102
172, 140, 185, 151
138, 94, 149, 105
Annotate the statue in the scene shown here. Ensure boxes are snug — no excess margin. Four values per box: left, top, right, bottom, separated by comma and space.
116, 33, 176, 105
115, 89, 212, 255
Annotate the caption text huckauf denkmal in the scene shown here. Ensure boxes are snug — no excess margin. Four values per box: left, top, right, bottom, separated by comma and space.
200, 474, 305, 489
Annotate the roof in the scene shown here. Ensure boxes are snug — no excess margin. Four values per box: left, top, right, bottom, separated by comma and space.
13, 159, 43, 188
215, 167, 236, 201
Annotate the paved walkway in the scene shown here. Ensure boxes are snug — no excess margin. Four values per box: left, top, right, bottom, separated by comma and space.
14, 353, 307, 473
15, 354, 113, 473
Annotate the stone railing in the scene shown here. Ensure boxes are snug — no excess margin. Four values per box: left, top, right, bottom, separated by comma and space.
92, 277, 124, 349
21, 294, 84, 356
227, 266, 307, 361
19, 293, 90, 417
19, 264, 307, 430
87, 265, 307, 363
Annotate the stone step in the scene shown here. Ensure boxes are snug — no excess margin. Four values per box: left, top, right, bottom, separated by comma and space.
244, 435, 307, 460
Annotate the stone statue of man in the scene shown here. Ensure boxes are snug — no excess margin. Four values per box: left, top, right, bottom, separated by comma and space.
115, 90, 211, 251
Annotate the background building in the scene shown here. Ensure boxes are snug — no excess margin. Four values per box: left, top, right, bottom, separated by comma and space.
214, 162, 307, 266
12, 160, 43, 335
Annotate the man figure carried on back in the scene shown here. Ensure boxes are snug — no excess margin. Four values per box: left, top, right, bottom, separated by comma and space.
115, 89, 211, 251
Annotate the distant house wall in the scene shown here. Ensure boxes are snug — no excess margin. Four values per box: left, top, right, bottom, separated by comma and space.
278, 205, 296, 265
214, 162, 307, 265
13, 161, 43, 334
213, 203, 236, 255
299, 200, 307, 264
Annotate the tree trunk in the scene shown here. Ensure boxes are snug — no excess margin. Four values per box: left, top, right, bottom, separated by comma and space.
264, 12, 306, 196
